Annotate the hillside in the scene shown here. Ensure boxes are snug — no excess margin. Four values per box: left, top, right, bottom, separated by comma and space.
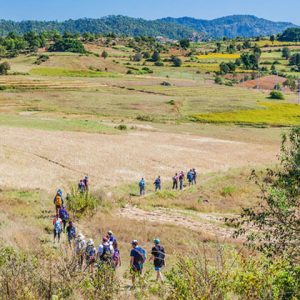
160, 15, 298, 38
0, 15, 298, 39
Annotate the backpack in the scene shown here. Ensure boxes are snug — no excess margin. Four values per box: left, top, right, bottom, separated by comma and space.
154, 245, 165, 261
69, 226, 76, 238
134, 247, 146, 265
76, 239, 85, 253
54, 219, 62, 233
86, 245, 95, 258
139, 180, 145, 188
100, 244, 113, 262
60, 209, 69, 220
112, 249, 120, 262
55, 195, 62, 207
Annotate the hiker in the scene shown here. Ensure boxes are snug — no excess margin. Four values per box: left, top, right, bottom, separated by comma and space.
192, 168, 197, 184
83, 176, 89, 192
149, 238, 165, 282
66, 221, 76, 247
179, 171, 185, 190
78, 180, 85, 193
97, 236, 114, 266
75, 233, 86, 270
53, 189, 64, 214
130, 240, 146, 286
172, 173, 178, 190
154, 176, 161, 191
112, 240, 121, 269
107, 230, 116, 244
59, 206, 69, 232
187, 169, 194, 186
139, 178, 146, 196
85, 239, 96, 273
53, 214, 63, 243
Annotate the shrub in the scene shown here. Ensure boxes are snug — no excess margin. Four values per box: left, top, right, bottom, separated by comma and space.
115, 124, 127, 130
154, 61, 164, 67
35, 54, 49, 65
0, 61, 10, 75
269, 90, 285, 100
66, 187, 102, 218
48, 38, 85, 53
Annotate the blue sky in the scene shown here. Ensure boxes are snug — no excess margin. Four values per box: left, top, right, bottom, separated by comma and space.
0, 0, 299, 24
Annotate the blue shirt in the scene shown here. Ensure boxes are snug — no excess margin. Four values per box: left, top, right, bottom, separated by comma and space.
130, 246, 146, 269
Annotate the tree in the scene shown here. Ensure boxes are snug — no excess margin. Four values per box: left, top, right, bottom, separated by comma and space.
216, 42, 222, 52
132, 53, 143, 62
220, 62, 236, 74
278, 28, 300, 42
269, 90, 284, 99
228, 127, 300, 262
0, 62, 10, 75
171, 56, 182, 67
282, 47, 291, 60
151, 51, 161, 62
48, 38, 85, 53
289, 53, 300, 66
101, 50, 108, 59
270, 34, 276, 43
179, 39, 190, 49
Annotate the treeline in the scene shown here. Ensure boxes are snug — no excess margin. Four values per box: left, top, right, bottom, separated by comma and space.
0, 16, 194, 40
0, 31, 88, 57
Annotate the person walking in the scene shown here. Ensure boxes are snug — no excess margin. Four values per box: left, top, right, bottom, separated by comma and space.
53, 189, 64, 215
85, 239, 96, 273
172, 173, 178, 190
75, 233, 86, 270
66, 221, 76, 247
53, 214, 63, 243
179, 171, 185, 190
59, 206, 69, 232
112, 240, 121, 270
139, 178, 146, 196
107, 230, 116, 244
192, 168, 197, 185
154, 176, 161, 191
83, 176, 89, 192
130, 240, 146, 286
98, 236, 114, 266
149, 238, 165, 282
187, 169, 194, 186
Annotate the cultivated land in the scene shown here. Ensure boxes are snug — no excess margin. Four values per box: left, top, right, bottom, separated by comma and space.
0, 35, 299, 298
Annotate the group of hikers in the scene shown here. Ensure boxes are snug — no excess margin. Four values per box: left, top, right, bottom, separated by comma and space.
78, 176, 89, 193
139, 168, 197, 196
52, 185, 166, 284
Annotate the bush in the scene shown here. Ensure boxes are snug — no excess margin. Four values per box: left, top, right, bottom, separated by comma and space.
154, 61, 164, 67
48, 38, 85, 53
269, 90, 285, 100
66, 187, 102, 218
35, 54, 49, 65
115, 124, 127, 131
0, 61, 10, 75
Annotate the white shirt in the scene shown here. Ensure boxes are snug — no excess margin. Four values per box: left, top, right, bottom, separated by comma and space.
98, 242, 114, 256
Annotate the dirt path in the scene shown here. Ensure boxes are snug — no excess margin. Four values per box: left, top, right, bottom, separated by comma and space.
0, 127, 278, 192
119, 205, 238, 241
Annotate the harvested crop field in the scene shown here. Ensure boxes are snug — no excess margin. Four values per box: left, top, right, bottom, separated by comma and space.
0, 127, 279, 192
237, 75, 287, 90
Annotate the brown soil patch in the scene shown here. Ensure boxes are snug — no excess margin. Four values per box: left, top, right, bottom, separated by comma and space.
237, 75, 287, 90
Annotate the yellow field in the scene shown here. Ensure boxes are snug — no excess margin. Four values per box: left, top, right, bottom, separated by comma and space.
197, 53, 240, 59
192, 102, 300, 126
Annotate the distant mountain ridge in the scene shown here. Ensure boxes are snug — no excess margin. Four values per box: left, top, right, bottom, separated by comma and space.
160, 15, 298, 38
0, 15, 298, 39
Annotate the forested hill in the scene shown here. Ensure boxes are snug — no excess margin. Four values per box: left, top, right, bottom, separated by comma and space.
160, 15, 298, 38
0, 16, 194, 40
0, 15, 297, 39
